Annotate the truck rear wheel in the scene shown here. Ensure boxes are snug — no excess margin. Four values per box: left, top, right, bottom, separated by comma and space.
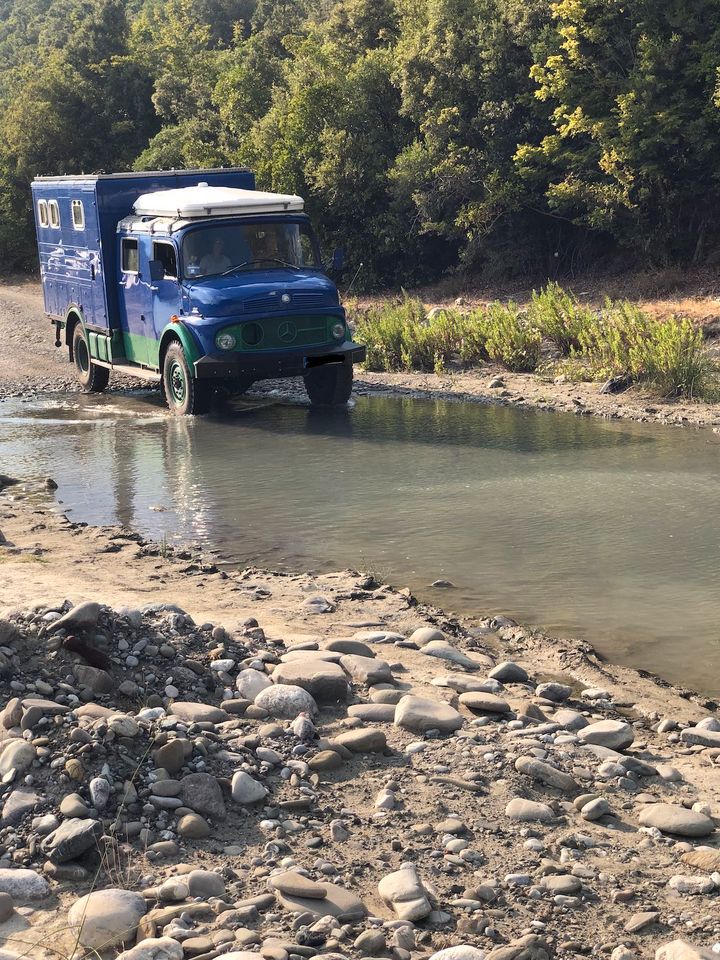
304, 363, 353, 406
72, 324, 109, 393
163, 342, 210, 415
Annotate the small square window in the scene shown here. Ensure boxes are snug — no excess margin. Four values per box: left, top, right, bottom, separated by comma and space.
71, 200, 84, 230
153, 242, 177, 279
37, 200, 49, 227
48, 200, 60, 228
122, 238, 139, 273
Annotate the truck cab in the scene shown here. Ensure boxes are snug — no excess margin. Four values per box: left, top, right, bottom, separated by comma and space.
32, 169, 365, 414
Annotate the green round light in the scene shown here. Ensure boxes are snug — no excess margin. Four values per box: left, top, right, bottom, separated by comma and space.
216, 332, 237, 351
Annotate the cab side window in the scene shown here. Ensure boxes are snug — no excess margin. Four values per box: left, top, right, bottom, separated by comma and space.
48, 200, 60, 228
37, 200, 49, 227
122, 238, 139, 273
153, 242, 177, 279
71, 200, 85, 230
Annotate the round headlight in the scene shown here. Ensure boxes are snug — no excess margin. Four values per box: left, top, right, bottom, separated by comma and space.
242, 322, 264, 346
331, 322, 346, 340
216, 332, 236, 351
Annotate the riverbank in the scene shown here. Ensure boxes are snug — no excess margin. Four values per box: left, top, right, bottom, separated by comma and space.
1, 481, 719, 960
4, 279, 720, 429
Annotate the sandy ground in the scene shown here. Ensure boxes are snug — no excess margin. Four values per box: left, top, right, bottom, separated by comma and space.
4, 278, 720, 428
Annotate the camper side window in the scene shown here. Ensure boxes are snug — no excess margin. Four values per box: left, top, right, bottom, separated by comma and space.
153, 242, 177, 279
48, 200, 60, 228
37, 200, 49, 227
122, 238, 139, 274
71, 200, 85, 230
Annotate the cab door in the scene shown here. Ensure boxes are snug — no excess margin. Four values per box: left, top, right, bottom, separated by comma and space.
118, 236, 153, 365
150, 241, 182, 357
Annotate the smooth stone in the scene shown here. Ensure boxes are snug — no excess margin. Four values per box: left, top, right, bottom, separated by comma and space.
68, 888, 147, 950
180, 773, 226, 820
378, 865, 432, 921
168, 702, 228, 724
369, 688, 405, 704
421, 641, 480, 670
255, 685, 318, 719
59, 793, 90, 818
429, 949, 487, 960
49, 601, 102, 632
625, 911, 660, 933
553, 708, 589, 731
581, 797, 610, 821
535, 682, 572, 702
488, 661, 529, 683
1, 789, 41, 826
73, 664, 114, 694
459, 691, 511, 714
409, 627, 445, 646
680, 727, 720, 748
308, 750, 345, 771
274, 882, 366, 921
269, 870, 327, 899
0, 868, 50, 900
347, 703, 396, 722
505, 798, 555, 822
41, 817, 103, 863
0, 740, 35, 776
187, 869, 226, 899
323, 639, 374, 657
340, 654, 393, 686
236, 669, 272, 700
542, 874, 581, 895
115, 937, 183, 960
638, 804, 715, 838
153, 740, 185, 775
177, 814, 211, 839
332, 728, 387, 752
394, 695, 463, 733
231, 771, 268, 805
655, 941, 716, 960
271, 661, 348, 703
0, 892, 13, 923
578, 720, 634, 751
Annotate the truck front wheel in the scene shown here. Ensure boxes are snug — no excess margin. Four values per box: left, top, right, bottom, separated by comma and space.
163, 342, 210, 415
303, 363, 353, 406
72, 324, 109, 393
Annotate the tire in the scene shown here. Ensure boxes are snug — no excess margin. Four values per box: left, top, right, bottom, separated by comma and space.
162, 341, 210, 415
303, 363, 353, 406
72, 324, 109, 393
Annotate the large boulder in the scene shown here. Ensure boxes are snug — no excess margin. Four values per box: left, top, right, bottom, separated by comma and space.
271, 661, 348, 704
255, 684, 318, 719
180, 773, 226, 820
0, 740, 35, 776
41, 818, 103, 863
638, 804, 715, 838
577, 719, 634, 751
68, 889, 147, 950
0, 868, 50, 901
340, 654, 393, 686
236, 669, 272, 701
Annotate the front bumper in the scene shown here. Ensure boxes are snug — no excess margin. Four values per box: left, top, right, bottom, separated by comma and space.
193, 340, 366, 381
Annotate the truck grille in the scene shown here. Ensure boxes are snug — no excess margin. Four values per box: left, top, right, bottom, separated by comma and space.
225, 315, 332, 351
244, 290, 331, 311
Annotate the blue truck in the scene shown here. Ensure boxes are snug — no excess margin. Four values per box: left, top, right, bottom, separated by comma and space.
31, 168, 365, 414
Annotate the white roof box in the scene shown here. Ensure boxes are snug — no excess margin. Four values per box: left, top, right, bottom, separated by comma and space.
133, 184, 304, 219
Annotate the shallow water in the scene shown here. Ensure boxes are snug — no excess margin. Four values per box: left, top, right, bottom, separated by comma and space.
2, 390, 720, 693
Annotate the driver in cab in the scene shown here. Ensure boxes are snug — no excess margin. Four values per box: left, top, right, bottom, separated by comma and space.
199, 238, 232, 276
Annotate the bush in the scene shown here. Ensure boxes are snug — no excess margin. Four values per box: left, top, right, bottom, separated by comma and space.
482, 302, 541, 372
629, 315, 716, 398
527, 282, 595, 355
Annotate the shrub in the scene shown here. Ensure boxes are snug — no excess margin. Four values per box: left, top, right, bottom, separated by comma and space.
482, 302, 541, 372
528, 282, 595, 355
629, 315, 717, 398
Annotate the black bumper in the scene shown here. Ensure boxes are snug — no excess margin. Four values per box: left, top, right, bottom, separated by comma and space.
194, 341, 366, 381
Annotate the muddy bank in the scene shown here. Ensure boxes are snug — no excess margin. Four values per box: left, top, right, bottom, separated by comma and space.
1, 482, 719, 960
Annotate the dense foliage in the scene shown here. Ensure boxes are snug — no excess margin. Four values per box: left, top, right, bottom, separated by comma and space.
2, 0, 720, 287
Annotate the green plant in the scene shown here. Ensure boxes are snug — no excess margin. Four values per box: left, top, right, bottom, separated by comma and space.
629, 315, 717, 398
528, 282, 595, 355
482, 301, 541, 372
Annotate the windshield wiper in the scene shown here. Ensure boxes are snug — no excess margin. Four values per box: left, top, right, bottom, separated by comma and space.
219, 257, 301, 276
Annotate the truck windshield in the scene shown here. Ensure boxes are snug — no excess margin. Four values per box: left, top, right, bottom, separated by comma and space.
182, 221, 321, 279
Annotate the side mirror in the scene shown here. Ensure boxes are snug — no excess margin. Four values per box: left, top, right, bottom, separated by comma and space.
331, 248, 344, 272
148, 259, 165, 282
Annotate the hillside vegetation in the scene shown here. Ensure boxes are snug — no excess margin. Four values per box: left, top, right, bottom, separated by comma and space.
1, 0, 720, 289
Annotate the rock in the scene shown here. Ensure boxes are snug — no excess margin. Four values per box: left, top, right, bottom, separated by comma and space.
459, 691, 511, 714
0, 740, 35, 776
680, 727, 720, 748
108, 713, 140, 737
430, 950, 486, 960
505, 798, 555, 822
682, 850, 720, 872
535, 682, 572, 702
255, 684, 318, 719
59, 793, 90, 818
0, 868, 50, 901
655, 941, 716, 960
115, 937, 184, 960
378, 865, 432, 921
269, 870, 327, 899
1, 788, 41, 826
542, 874, 581, 895
638, 804, 715, 838
340, 654, 393, 686
274, 882, 366, 921
488, 661, 529, 683
667, 875, 714, 895
177, 814, 211, 839
49, 601, 102, 632
73, 664, 114, 694
323, 638, 374, 656
68, 888, 147, 950
89, 776, 111, 811
611, 949, 636, 960
271, 661, 348, 703
236, 668, 272, 700
331, 728, 387, 752
168, 702, 228, 724
581, 797, 610, 821
187, 869, 225, 899
180, 773, 226, 820
624, 911, 659, 933
347, 703, 396, 722
231, 771, 268, 805
395, 695, 464, 733
578, 720, 635, 751
409, 627, 445, 646
41, 817, 103, 863
153, 739, 185, 774
0, 892, 13, 923
421, 641, 480, 670
514, 756, 577, 791
553, 708, 589, 730
355, 930, 386, 956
